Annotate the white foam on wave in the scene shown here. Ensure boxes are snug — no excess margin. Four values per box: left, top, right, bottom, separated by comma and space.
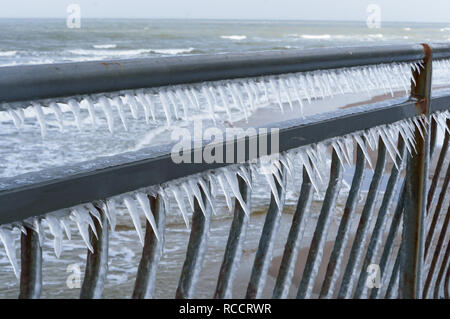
93, 44, 117, 49
300, 34, 331, 40
0, 51, 17, 57
368, 33, 384, 38
221, 35, 247, 41
69, 47, 195, 57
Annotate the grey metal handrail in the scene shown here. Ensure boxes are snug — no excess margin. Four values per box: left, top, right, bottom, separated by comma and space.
0, 43, 434, 105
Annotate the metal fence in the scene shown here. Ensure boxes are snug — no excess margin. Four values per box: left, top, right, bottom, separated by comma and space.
0, 43, 449, 299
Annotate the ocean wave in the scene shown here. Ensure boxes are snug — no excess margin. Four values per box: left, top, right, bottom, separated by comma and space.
0, 51, 17, 57
69, 47, 195, 57
93, 44, 117, 49
221, 35, 247, 41
300, 34, 332, 40
151, 48, 195, 55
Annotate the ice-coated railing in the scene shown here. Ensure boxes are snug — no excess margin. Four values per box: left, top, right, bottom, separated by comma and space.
0, 43, 449, 299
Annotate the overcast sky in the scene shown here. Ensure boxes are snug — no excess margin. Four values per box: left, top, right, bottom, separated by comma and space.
1, 0, 450, 23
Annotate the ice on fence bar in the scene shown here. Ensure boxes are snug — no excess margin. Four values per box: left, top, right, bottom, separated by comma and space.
1, 109, 446, 277
0, 60, 430, 137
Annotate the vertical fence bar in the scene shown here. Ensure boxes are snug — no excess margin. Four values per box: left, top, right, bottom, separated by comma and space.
426, 121, 449, 213
80, 206, 109, 299
273, 167, 314, 298
354, 136, 406, 298
424, 162, 450, 258
338, 138, 388, 298
319, 144, 366, 299
133, 195, 166, 299
176, 180, 212, 299
19, 226, 42, 299
215, 172, 251, 299
423, 204, 450, 298
400, 44, 432, 299
445, 256, 450, 299
433, 238, 449, 298
297, 149, 343, 299
369, 180, 406, 299
246, 166, 286, 299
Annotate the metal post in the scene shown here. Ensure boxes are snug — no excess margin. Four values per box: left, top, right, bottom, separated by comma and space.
133, 195, 166, 299
214, 172, 251, 299
19, 226, 42, 299
80, 206, 109, 299
176, 180, 212, 299
400, 43, 432, 299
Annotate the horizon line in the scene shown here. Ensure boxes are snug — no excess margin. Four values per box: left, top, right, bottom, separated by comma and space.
0, 17, 449, 25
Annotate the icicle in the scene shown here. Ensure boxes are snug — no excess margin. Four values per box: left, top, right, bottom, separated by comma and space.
218, 85, 233, 123
336, 139, 352, 165
83, 97, 98, 127
202, 86, 216, 123
262, 169, 281, 208
298, 151, 320, 193
112, 96, 128, 131
184, 88, 198, 111
48, 102, 64, 132
140, 92, 156, 124
85, 203, 102, 227
175, 89, 189, 121
223, 170, 250, 216
105, 198, 117, 231
208, 174, 218, 199
123, 196, 145, 246
59, 215, 72, 240
190, 88, 201, 110
167, 90, 181, 120
332, 141, 346, 168
98, 96, 115, 133
216, 173, 233, 212
354, 135, 373, 169
289, 76, 305, 116
171, 185, 190, 228
189, 180, 207, 217
197, 178, 217, 215
305, 147, 324, 182
67, 99, 82, 130
232, 83, 249, 122
31, 102, 47, 137
159, 92, 173, 126
269, 78, 284, 112
136, 193, 160, 240
8, 109, 21, 130
126, 95, 140, 120
280, 78, 294, 111
0, 227, 19, 279
299, 75, 312, 104
44, 215, 64, 258
237, 166, 252, 189
182, 182, 195, 212
70, 208, 94, 253
244, 82, 256, 111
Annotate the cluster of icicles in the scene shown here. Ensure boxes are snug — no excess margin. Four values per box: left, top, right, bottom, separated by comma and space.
1, 61, 423, 137
433, 58, 450, 86
2, 111, 447, 279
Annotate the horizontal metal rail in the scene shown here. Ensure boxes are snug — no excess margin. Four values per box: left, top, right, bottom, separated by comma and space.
0, 43, 436, 105
0, 93, 449, 226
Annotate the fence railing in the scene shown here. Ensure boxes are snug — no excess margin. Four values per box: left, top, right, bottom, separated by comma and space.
0, 43, 449, 299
